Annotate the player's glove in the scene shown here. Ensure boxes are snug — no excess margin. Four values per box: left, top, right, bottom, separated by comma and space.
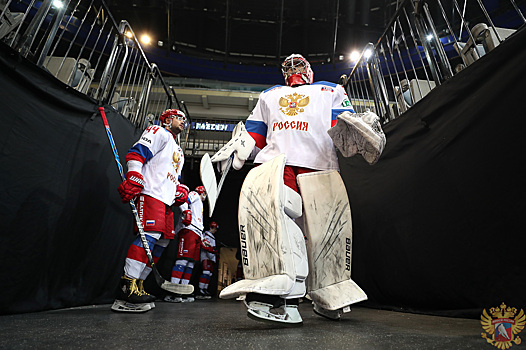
173, 184, 189, 206
204, 245, 215, 253
182, 210, 192, 226
118, 171, 145, 203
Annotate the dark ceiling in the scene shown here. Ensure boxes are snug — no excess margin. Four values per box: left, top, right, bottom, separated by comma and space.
106, 0, 399, 66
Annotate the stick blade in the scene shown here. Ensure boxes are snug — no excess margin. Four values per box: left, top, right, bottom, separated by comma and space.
152, 266, 194, 294
160, 281, 194, 295
200, 153, 218, 216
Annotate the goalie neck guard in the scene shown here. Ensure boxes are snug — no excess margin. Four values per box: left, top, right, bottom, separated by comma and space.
281, 54, 313, 86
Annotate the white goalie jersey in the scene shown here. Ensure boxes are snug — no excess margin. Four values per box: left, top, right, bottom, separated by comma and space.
245, 81, 355, 171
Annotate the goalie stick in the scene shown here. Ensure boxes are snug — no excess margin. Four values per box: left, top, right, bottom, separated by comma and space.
200, 152, 233, 216
98, 107, 193, 295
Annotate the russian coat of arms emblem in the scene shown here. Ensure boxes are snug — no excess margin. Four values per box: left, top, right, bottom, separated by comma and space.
278, 92, 310, 116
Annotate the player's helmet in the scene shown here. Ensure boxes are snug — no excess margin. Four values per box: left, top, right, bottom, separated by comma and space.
281, 54, 313, 86
210, 221, 218, 230
160, 109, 186, 128
195, 186, 206, 195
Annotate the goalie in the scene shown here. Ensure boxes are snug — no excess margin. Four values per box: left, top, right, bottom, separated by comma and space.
209, 53, 386, 326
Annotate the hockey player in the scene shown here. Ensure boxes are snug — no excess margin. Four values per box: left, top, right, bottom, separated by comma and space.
164, 186, 207, 303
209, 54, 386, 325
195, 221, 219, 299
111, 108, 189, 313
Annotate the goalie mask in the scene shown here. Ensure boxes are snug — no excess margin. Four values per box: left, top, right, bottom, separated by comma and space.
160, 109, 186, 128
281, 54, 313, 86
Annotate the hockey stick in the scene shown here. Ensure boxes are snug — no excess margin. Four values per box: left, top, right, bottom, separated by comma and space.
200, 152, 233, 216
217, 154, 233, 196
98, 107, 193, 295
187, 223, 203, 234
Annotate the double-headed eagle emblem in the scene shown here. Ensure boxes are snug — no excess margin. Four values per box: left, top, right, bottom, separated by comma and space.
279, 92, 310, 116
481, 302, 525, 349
172, 151, 181, 172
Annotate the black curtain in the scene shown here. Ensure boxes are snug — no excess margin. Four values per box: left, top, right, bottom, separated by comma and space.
342, 28, 526, 318
0, 44, 142, 314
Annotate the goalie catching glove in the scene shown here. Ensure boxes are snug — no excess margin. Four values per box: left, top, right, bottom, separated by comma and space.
118, 171, 145, 203
328, 110, 386, 165
211, 122, 256, 171
174, 184, 189, 206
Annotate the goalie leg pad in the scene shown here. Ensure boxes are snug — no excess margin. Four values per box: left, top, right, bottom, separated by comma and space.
219, 154, 308, 299
297, 170, 367, 311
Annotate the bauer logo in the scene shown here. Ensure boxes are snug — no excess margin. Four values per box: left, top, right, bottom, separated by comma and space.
345, 237, 351, 271
240, 225, 249, 266
480, 302, 525, 348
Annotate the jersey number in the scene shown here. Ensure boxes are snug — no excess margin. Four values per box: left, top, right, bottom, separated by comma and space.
146, 125, 160, 134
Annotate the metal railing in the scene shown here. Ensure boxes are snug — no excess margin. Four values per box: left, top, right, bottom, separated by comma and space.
0, 0, 189, 132
341, 0, 525, 124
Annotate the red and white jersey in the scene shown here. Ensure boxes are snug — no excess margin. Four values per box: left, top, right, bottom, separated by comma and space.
176, 191, 204, 238
246, 81, 355, 171
127, 125, 184, 205
200, 230, 217, 262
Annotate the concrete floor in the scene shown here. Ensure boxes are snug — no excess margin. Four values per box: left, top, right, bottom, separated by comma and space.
0, 299, 485, 350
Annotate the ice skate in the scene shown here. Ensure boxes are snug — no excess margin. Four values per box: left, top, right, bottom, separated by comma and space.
111, 276, 154, 313
312, 302, 351, 321
164, 294, 183, 303
111, 299, 151, 313
246, 300, 303, 326
181, 295, 195, 303
195, 290, 208, 300
137, 279, 157, 309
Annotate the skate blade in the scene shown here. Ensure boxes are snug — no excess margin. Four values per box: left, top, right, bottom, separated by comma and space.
111, 300, 151, 313
160, 281, 194, 295
313, 305, 342, 321
246, 309, 303, 327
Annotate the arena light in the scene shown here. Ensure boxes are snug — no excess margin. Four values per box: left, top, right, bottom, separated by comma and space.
125, 31, 133, 39
350, 50, 360, 62
426, 34, 434, 42
141, 34, 151, 45
364, 49, 373, 59
52, 0, 64, 8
